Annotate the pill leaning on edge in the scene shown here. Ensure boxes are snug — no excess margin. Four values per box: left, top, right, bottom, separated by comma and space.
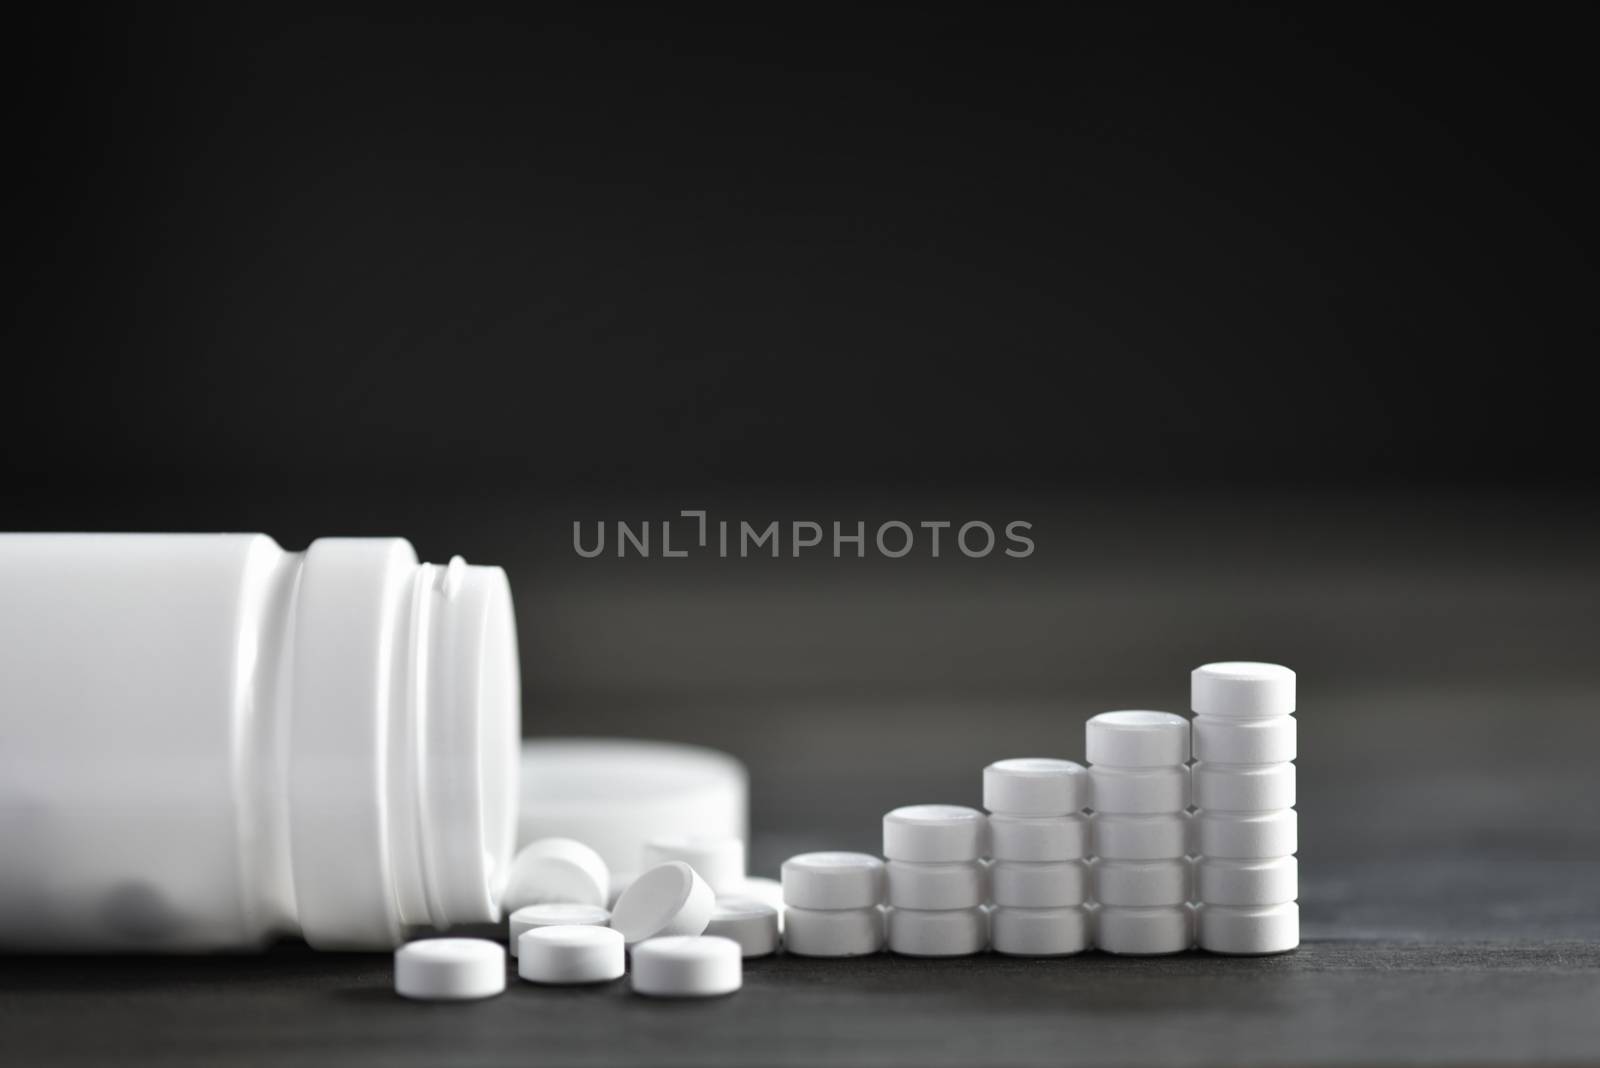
394, 938, 506, 1001
501, 837, 611, 911
609, 861, 716, 945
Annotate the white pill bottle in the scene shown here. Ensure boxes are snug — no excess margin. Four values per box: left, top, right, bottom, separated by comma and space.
0, 534, 520, 952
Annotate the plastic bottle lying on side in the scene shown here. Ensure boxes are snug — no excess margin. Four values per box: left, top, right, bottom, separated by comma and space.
0, 533, 520, 952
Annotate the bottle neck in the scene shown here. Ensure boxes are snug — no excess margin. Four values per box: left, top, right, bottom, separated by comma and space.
277, 538, 519, 949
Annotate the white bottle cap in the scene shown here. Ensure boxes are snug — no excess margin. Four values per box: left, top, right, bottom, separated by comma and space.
989, 861, 1089, 909
1092, 814, 1189, 860
886, 906, 988, 956
990, 906, 1090, 956
516, 925, 625, 984
987, 814, 1090, 862
518, 738, 747, 890
1196, 856, 1299, 906
1085, 711, 1191, 768
1191, 662, 1296, 719
1091, 859, 1190, 907
1193, 714, 1297, 763
630, 935, 742, 997
885, 861, 986, 910
394, 938, 506, 1001
642, 834, 746, 895
501, 837, 610, 911
1094, 905, 1192, 955
1197, 901, 1299, 954
705, 897, 780, 957
1194, 809, 1297, 859
507, 903, 611, 957
882, 805, 987, 862
1089, 766, 1189, 815
608, 861, 715, 945
982, 759, 1089, 815
1192, 762, 1296, 812
782, 906, 883, 956
781, 852, 885, 910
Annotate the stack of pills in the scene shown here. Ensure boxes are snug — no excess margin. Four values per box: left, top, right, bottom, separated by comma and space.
1191, 662, 1299, 954
882, 805, 988, 956
982, 759, 1091, 956
781, 852, 885, 956
1087, 711, 1193, 954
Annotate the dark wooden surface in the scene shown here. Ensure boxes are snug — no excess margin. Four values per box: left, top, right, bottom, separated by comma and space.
3, 871, 1599, 1068
3, 494, 1598, 1065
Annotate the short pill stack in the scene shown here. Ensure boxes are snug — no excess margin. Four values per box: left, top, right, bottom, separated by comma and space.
1087, 711, 1193, 954
781, 852, 885, 957
1191, 662, 1299, 954
883, 806, 988, 956
982, 759, 1091, 956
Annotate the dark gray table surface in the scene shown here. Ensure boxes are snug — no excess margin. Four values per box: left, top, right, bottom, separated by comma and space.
4, 493, 1598, 1065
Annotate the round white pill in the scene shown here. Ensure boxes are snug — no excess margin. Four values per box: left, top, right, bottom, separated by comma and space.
1191, 662, 1296, 719
990, 906, 1089, 956
1092, 814, 1190, 860
1089, 765, 1189, 814
502, 837, 610, 911
1192, 762, 1295, 812
507, 903, 611, 957
1092, 859, 1190, 907
642, 834, 746, 895
982, 758, 1089, 815
886, 906, 988, 956
987, 814, 1089, 862
783, 906, 883, 956
706, 896, 780, 957
394, 938, 506, 1001
1085, 711, 1191, 768
1095, 905, 1192, 955
882, 805, 987, 862
517, 925, 625, 984
781, 852, 885, 910
990, 860, 1088, 908
1198, 902, 1299, 954
1196, 856, 1299, 906
609, 861, 715, 945
886, 861, 986, 910
1193, 713, 1296, 764
630, 935, 742, 997
1194, 809, 1297, 859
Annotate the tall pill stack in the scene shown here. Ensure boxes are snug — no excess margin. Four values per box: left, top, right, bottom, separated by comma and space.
981, 759, 1091, 956
1191, 662, 1298, 954
1087, 711, 1193, 954
882, 806, 988, 956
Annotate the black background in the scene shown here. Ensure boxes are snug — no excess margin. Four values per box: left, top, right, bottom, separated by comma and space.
3, 7, 1599, 1066
6, 5, 1596, 498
